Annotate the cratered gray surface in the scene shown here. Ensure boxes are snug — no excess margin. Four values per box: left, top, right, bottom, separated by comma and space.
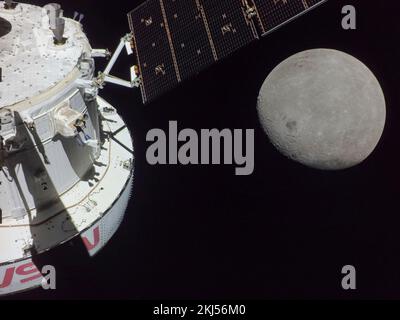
257, 49, 386, 170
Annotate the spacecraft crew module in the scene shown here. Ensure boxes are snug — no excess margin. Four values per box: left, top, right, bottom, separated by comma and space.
0, 1, 135, 295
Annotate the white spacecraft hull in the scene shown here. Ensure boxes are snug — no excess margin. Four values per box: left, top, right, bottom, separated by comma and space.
0, 174, 132, 295
0, 97, 134, 296
0, 2, 135, 296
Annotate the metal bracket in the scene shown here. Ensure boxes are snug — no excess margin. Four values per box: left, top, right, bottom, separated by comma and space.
94, 33, 140, 89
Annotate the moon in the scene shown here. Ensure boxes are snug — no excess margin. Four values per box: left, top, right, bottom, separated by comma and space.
257, 49, 386, 170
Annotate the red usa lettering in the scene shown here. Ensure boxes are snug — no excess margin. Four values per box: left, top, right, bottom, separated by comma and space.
82, 226, 101, 251
0, 262, 41, 289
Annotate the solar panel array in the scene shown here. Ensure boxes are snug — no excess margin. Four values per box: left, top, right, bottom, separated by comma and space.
252, 0, 307, 34
128, 0, 327, 104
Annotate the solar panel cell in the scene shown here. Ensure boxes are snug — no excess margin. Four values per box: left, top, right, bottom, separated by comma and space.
129, 0, 179, 103
199, 0, 258, 59
163, 0, 216, 80
252, 0, 306, 34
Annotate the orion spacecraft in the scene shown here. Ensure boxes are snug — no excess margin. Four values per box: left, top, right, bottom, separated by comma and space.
0, 0, 327, 295
0, 1, 135, 295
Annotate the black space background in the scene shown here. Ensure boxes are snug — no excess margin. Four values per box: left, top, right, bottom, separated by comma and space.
6, 0, 400, 300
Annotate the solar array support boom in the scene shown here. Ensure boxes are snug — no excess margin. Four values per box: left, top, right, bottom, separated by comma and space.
97, 34, 140, 89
